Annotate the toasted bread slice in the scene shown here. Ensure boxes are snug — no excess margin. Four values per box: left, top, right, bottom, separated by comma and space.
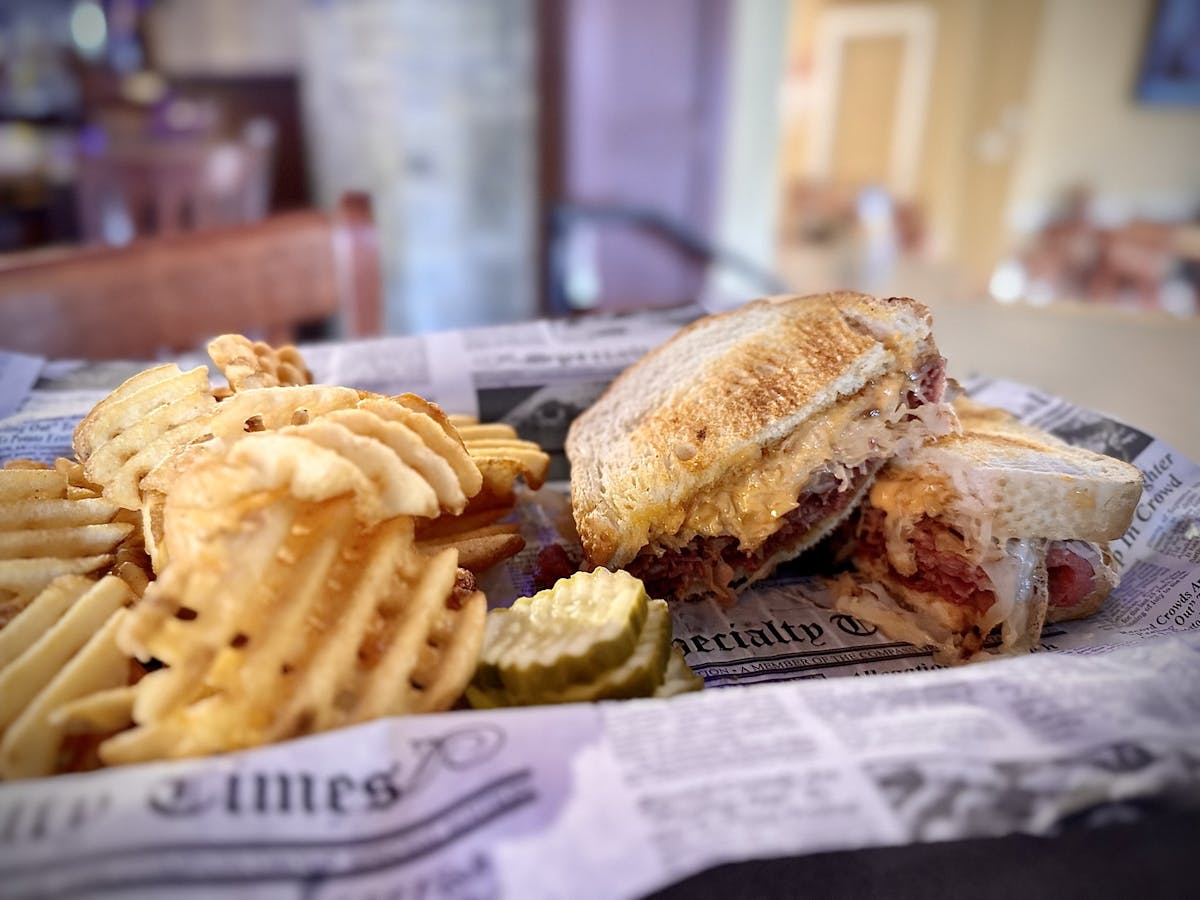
876, 398, 1143, 546
567, 292, 951, 572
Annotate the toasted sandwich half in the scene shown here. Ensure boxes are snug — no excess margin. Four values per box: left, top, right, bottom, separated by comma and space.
566, 292, 956, 605
838, 398, 1144, 662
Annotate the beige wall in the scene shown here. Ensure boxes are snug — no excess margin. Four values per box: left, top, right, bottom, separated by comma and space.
1007, 0, 1200, 234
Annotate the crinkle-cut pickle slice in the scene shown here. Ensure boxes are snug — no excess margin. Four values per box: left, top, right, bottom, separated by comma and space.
474, 568, 649, 696
653, 647, 704, 698
468, 599, 673, 708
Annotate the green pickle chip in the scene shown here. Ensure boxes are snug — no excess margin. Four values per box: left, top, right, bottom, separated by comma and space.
653, 648, 704, 698
466, 569, 703, 708
468, 600, 674, 707
474, 569, 650, 697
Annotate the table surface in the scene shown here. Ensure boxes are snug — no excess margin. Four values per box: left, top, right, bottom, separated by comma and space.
650, 807, 1199, 899
922, 297, 1200, 460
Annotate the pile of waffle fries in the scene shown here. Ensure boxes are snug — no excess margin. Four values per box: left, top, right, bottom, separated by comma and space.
0, 335, 549, 779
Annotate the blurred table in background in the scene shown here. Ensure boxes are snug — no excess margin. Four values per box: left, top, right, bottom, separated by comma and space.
924, 297, 1200, 459
0, 72, 306, 253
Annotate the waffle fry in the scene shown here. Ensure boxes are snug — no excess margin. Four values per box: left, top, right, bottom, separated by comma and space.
447, 416, 550, 508
2, 459, 55, 479
138, 443, 214, 574
1, 336, 538, 777
408, 573, 488, 714
77, 373, 370, 514
208, 334, 313, 393
110, 509, 152, 598
415, 525, 523, 573
414, 507, 525, 573
139, 491, 168, 575
367, 397, 482, 496
88, 392, 487, 765
407, 416, 548, 574
164, 408, 480, 537
414, 506, 513, 540
412, 501, 525, 571
105, 508, 483, 763
204, 385, 361, 442
472, 444, 550, 490
55, 458, 103, 499
320, 407, 479, 513
0, 575, 133, 779
0, 467, 133, 627
136, 391, 472, 575
51, 685, 138, 737
132, 384, 361, 515
396, 393, 466, 442
74, 364, 217, 510
2, 459, 50, 471
111, 546, 152, 598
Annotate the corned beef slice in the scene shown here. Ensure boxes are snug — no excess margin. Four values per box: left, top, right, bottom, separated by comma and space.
856, 508, 1101, 614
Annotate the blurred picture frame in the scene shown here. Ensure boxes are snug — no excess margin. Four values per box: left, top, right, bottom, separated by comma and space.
1136, 0, 1200, 105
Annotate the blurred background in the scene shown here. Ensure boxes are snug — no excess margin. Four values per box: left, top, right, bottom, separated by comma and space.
1, 0, 1198, 333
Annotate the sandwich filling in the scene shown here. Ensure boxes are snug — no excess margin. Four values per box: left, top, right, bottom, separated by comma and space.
630, 355, 952, 605
1046, 540, 1116, 620
849, 505, 1112, 658
629, 460, 882, 606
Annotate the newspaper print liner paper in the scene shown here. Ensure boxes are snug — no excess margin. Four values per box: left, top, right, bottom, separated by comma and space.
0, 321, 1198, 898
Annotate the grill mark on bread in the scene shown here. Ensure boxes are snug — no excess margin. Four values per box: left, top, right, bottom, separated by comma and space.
638, 305, 878, 476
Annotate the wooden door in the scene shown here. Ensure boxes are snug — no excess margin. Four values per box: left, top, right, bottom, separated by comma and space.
829, 36, 906, 187
778, 0, 1046, 283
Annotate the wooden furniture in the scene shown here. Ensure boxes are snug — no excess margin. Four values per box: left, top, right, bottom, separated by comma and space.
0, 193, 383, 359
75, 121, 276, 245
164, 76, 313, 214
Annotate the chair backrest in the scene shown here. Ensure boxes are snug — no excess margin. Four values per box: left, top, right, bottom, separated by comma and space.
0, 193, 382, 359
75, 121, 276, 246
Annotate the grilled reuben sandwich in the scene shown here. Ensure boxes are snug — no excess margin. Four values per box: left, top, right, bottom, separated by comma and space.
566, 292, 956, 605
838, 398, 1143, 662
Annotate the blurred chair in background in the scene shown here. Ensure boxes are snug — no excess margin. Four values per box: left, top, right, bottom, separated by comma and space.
75, 116, 276, 246
0, 192, 381, 359
544, 202, 789, 315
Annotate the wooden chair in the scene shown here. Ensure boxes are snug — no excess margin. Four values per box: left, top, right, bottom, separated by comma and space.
75, 118, 276, 246
0, 193, 382, 359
